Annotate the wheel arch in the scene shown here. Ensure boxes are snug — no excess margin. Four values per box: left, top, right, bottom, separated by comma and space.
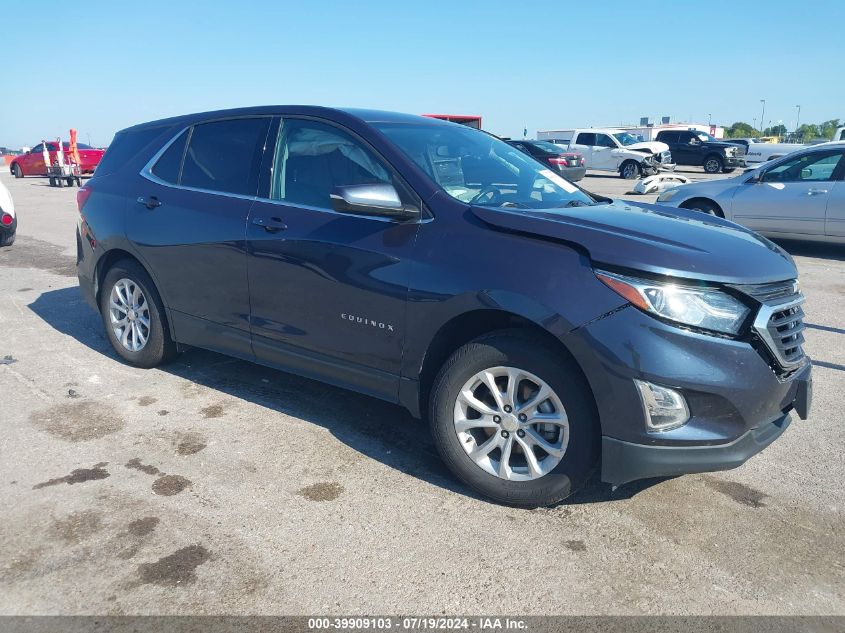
679, 197, 725, 218
95, 248, 177, 341
413, 309, 594, 420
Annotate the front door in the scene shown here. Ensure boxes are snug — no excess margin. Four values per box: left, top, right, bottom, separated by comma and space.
730, 149, 845, 236
246, 116, 420, 401
593, 133, 620, 170
126, 116, 273, 358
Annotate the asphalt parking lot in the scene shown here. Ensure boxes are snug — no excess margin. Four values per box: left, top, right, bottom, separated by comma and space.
1, 168, 843, 616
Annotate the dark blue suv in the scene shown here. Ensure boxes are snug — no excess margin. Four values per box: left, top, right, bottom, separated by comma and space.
76, 107, 812, 506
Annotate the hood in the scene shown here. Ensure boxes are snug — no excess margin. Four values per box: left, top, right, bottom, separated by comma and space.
471, 200, 796, 285
625, 141, 669, 154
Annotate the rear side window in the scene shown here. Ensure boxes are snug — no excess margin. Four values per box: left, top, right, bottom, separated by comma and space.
575, 132, 595, 146
180, 118, 271, 196
151, 130, 188, 184
96, 126, 170, 176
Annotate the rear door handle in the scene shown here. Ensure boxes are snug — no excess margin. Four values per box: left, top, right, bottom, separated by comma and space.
137, 196, 161, 209
252, 216, 287, 233
807, 188, 828, 196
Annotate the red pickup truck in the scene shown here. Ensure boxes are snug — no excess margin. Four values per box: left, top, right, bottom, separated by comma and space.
10, 142, 105, 178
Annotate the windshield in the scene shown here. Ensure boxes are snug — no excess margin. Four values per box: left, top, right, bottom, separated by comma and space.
374, 122, 596, 209
613, 132, 642, 146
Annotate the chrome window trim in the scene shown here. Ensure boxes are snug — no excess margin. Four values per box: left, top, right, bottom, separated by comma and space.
752, 294, 807, 370
138, 115, 425, 223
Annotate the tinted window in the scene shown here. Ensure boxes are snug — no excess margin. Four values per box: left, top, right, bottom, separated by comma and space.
575, 133, 595, 146
762, 151, 844, 183
529, 141, 565, 154
151, 130, 188, 184
31, 144, 43, 152
659, 132, 678, 143
271, 118, 393, 209
595, 134, 616, 148
181, 118, 271, 195
96, 126, 170, 177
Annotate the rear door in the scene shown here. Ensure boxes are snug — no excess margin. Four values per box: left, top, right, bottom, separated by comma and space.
246, 116, 420, 400
825, 179, 845, 237
127, 116, 272, 358
730, 149, 845, 236
571, 133, 596, 168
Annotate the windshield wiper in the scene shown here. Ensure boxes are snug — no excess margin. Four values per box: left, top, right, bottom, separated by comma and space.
563, 199, 591, 208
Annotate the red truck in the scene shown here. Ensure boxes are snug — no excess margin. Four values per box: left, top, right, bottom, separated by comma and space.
10, 141, 105, 178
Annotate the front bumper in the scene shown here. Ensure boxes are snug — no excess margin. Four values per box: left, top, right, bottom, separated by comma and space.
723, 156, 747, 168
601, 412, 792, 485
563, 305, 812, 485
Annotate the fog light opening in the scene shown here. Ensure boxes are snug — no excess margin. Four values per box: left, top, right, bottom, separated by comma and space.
634, 379, 690, 432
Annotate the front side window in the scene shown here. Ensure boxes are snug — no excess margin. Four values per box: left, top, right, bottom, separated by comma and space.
180, 117, 271, 195
373, 121, 596, 210
271, 118, 393, 209
762, 151, 844, 183
595, 134, 616, 148
31, 144, 43, 153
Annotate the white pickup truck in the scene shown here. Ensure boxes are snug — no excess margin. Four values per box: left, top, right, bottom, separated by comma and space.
734, 138, 806, 166
537, 128, 675, 179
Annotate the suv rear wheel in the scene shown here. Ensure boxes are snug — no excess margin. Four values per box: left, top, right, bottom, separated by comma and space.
100, 259, 177, 368
703, 155, 723, 174
429, 330, 599, 507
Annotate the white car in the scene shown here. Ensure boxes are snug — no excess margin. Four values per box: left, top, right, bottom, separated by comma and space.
0, 180, 16, 247
734, 138, 806, 166
656, 143, 845, 243
537, 128, 675, 179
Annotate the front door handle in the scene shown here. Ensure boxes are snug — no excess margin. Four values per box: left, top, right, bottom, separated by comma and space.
806, 188, 828, 196
252, 216, 287, 233
137, 196, 162, 209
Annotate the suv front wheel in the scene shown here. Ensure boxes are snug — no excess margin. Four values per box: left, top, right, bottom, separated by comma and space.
429, 331, 599, 507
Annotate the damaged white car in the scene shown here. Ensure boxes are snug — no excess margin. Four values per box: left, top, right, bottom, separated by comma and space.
538, 128, 675, 179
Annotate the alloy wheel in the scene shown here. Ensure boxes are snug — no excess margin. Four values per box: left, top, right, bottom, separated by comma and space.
109, 278, 150, 352
453, 366, 569, 481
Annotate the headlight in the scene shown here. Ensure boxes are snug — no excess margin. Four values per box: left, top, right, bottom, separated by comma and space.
656, 187, 681, 202
595, 271, 751, 334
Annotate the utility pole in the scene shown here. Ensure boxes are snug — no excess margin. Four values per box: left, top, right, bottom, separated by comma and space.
760, 99, 766, 136
708, 113, 712, 126
795, 105, 801, 133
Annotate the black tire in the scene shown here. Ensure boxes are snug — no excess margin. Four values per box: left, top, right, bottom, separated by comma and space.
703, 155, 723, 174
429, 330, 600, 507
683, 199, 721, 216
48, 177, 55, 187
12, 163, 23, 178
0, 231, 14, 247
99, 259, 177, 368
66, 177, 74, 186
620, 160, 640, 180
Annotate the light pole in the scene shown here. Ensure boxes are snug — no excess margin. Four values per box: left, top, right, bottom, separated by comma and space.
795, 105, 801, 133
760, 99, 766, 136
708, 113, 712, 126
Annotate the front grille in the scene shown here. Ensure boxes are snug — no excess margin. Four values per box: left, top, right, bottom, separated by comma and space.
734, 279, 806, 372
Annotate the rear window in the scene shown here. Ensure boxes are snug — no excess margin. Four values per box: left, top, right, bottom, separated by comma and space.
180, 118, 271, 195
151, 130, 188, 184
529, 141, 565, 153
95, 126, 170, 177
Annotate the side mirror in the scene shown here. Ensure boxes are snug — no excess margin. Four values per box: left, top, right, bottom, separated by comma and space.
330, 184, 418, 221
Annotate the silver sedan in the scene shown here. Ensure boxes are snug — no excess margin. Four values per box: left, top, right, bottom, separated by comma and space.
657, 143, 845, 243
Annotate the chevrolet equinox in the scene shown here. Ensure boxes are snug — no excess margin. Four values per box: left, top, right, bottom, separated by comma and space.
77, 107, 812, 506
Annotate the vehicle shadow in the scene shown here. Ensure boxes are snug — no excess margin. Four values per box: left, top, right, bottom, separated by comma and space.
28, 285, 663, 507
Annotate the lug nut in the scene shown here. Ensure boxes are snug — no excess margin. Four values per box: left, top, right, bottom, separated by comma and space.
501, 430, 509, 438
504, 405, 512, 413
517, 429, 525, 438
518, 413, 527, 422
493, 415, 501, 423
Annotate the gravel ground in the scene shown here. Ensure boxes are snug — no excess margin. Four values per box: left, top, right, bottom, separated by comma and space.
1, 170, 843, 616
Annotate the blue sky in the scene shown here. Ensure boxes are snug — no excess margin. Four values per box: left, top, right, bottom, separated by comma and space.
2, 0, 842, 148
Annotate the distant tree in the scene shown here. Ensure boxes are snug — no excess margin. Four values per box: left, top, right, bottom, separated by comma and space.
725, 122, 760, 138
818, 119, 841, 140
763, 124, 787, 137
795, 123, 820, 142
